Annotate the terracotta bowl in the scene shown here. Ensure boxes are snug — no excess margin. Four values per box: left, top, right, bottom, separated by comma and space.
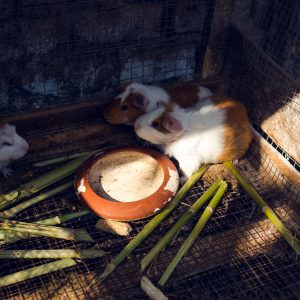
74, 146, 179, 221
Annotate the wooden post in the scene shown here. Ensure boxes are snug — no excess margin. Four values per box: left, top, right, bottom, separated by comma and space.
202, 0, 236, 79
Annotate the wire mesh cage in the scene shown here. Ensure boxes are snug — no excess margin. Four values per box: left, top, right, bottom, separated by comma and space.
0, 0, 299, 299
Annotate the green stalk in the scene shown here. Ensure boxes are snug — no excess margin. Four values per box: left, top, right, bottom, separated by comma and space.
223, 161, 300, 255
0, 210, 91, 244
36, 210, 91, 226
0, 219, 94, 242
158, 181, 227, 287
141, 179, 223, 272
33, 149, 104, 167
0, 258, 76, 288
0, 249, 106, 259
0, 230, 32, 240
0, 181, 73, 218
90, 165, 209, 286
0, 154, 91, 210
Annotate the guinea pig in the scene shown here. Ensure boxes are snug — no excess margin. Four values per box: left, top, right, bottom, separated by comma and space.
134, 95, 253, 179
0, 123, 29, 177
103, 82, 212, 125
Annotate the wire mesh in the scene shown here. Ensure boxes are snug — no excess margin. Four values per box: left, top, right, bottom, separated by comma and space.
0, 137, 299, 299
231, 0, 300, 83
0, 0, 300, 299
0, 0, 214, 115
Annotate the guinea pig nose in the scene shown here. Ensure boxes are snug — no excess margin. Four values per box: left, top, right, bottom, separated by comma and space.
134, 123, 140, 131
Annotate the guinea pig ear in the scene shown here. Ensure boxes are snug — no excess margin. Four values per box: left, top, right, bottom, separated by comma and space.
163, 116, 183, 133
133, 93, 149, 109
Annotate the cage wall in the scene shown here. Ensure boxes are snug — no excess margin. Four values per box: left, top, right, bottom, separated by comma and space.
227, 0, 300, 177
0, 0, 299, 299
0, 0, 214, 115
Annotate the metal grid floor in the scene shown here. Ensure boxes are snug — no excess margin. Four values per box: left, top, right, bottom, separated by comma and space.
0, 137, 299, 299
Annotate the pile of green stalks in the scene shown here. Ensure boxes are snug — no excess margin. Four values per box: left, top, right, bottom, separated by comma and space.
1, 152, 298, 292
89, 162, 299, 290
0, 151, 107, 288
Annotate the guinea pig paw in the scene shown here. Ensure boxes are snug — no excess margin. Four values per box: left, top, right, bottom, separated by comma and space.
1, 166, 13, 177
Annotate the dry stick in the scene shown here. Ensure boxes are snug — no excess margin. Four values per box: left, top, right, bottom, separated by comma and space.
140, 179, 223, 272
0, 258, 76, 288
223, 161, 300, 255
0, 249, 106, 259
0, 219, 94, 242
0, 155, 91, 210
141, 276, 168, 300
89, 164, 209, 286
0, 210, 91, 244
158, 181, 228, 287
0, 181, 74, 218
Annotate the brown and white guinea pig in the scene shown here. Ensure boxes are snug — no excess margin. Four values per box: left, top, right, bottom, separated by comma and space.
0, 123, 29, 177
103, 82, 212, 125
134, 95, 253, 179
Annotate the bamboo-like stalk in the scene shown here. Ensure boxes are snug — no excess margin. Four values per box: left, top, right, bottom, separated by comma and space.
90, 165, 209, 286
0, 249, 106, 259
0, 219, 94, 242
0, 258, 76, 288
223, 161, 300, 255
33, 149, 105, 167
0, 155, 91, 210
0, 210, 91, 244
37, 210, 91, 226
141, 179, 223, 272
0, 181, 74, 218
158, 181, 227, 287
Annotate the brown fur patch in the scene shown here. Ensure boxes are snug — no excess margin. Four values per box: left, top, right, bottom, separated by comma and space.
165, 84, 200, 108
150, 103, 176, 134
103, 96, 144, 124
211, 95, 253, 161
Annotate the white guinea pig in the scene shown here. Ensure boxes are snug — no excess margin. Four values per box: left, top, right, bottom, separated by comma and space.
103, 82, 212, 125
0, 123, 29, 177
134, 95, 253, 179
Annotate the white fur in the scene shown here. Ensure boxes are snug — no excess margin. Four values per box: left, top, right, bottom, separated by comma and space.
134, 106, 177, 144
134, 98, 225, 178
117, 83, 170, 112
117, 82, 213, 113
0, 124, 29, 177
164, 126, 224, 178
198, 86, 213, 99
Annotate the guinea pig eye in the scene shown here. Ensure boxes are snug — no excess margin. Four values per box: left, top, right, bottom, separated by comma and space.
152, 121, 159, 128
120, 105, 128, 111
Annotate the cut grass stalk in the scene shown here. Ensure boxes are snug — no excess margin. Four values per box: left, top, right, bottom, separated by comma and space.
0, 155, 91, 210
0, 210, 91, 244
0, 258, 76, 288
0, 219, 94, 242
37, 210, 91, 226
158, 181, 227, 287
223, 161, 300, 255
0, 249, 106, 259
90, 164, 209, 286
33, 150, 101, 167
141, 179, 223, 272
0, 181, 73, 218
